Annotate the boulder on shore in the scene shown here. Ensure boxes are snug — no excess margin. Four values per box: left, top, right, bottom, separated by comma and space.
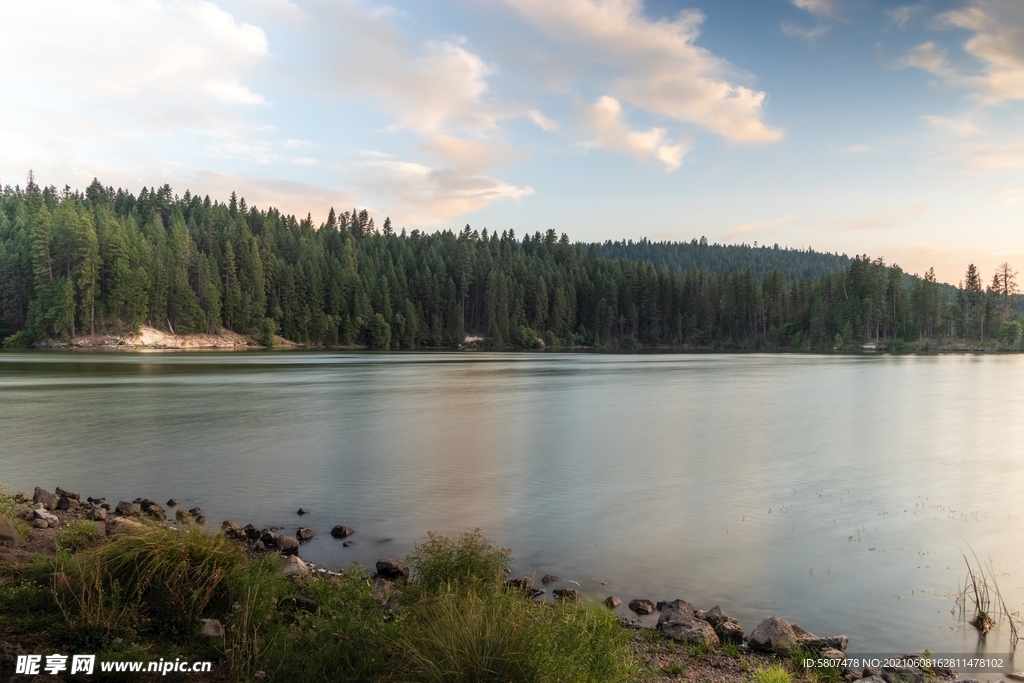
0, 515, 19, 548
748, 616, 798, 654
629, 599, 656, 615
115, 501, 141, 517
106, 517, 146, 536
553, 588, 579, 601
375, 558, 409, 580
55, 487, 80, 501
661, 618, 720, 647
33, 509, 60, 527
715, 620, 744, 645
282, 555, 311, 579
330, 525, 355, 538
278, 535, 299, 555
296, 527, 315, 541
33, 487, 58, 511
656, 599, 695, 629
703, 605, 730, 628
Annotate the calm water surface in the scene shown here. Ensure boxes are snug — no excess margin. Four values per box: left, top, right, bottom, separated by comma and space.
2, 351, 1022, 657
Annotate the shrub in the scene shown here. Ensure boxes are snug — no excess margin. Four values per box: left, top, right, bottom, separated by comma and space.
410, 530, 511, 593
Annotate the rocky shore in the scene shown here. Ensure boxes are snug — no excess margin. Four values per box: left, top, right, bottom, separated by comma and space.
1, 485, 1016, 683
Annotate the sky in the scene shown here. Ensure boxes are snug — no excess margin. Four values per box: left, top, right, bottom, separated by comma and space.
2, 0, 1023, 284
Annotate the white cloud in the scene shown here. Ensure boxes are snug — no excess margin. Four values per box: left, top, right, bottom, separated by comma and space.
922, 115, 983, 137
791, 0, 839, 18
781, 22, 830, 43
887, 4, 923, 29
581, 96, 688, 172
313, 4, 495, 133
527, 110, 558, 131
836, 145, 874, 154
354, 156, 533, 225
898, 0, 1024, 103
0, 0, 268, 106
502, 0, 782, 144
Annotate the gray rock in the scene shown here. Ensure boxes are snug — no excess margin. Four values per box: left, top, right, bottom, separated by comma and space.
1006, 675, 1024, 683
166, 499, 179, 507
141, 502, 166, 521
704, 605, 730, 628
695, 609, 708, 621
660, 617, 721, 646
715, 620, 744, 645
33, 487, 58, 511
343, 540, 355, 547
860, 676, 887, 683
794, 625, 850, 652
56, 496, 80, 512
200, 619, 224, 638
375, 557, 409, 580
881, 665, 928, 683
605, 596, 623, 608
296, 527, 315, 541
33, 518, 49, 529
174, 507, 191, 522
15, 507, 33, 521
260, 529, 278, 547
657, 599, 695, 629
541, 574, 560, 584
55, 487, 79, 500
0, 515, 19, 548
748, 616, 798, 654
194, 515, 207, 525
330, 525, 355, 538
221, 520, 246, 541
629, 599, 656, 615
187, 507, 202, 517
278, 535, 299, 555
553, 588, 579, 601
294, 595, 320, 612
115, 501, 141, 517
864, 667, 884, 679
282, 555, 310, 579
243, 524, 261, 541
33, 509, 59, 526
251, 540, 266, 552
87, 507, 108, 522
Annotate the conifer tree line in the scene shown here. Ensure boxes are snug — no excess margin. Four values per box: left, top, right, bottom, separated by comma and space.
0, 176, 1020, 350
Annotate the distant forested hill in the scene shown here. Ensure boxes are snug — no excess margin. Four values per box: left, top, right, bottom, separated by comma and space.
0, 176, 1018, 351
587, 238, 850, 280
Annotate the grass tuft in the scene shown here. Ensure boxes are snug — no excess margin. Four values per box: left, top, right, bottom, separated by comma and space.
754, 663, 794, 683
411, 528, 511, 593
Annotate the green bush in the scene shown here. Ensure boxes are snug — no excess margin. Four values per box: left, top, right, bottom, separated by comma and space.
411, 530, 511, 593
55, 524, 245, 636
392, 588, 635, 683
1, 330, 36, 348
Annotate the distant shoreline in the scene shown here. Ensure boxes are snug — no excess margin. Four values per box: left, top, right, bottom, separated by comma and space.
16, 325, 1020, 355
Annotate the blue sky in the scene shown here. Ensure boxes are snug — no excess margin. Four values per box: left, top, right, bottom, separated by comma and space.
2, 0, 1023, 283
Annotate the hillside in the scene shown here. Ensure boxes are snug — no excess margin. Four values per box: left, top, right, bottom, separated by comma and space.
587, 238, 851, 280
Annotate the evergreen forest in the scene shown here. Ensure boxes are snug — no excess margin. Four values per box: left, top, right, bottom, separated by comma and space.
0, 177, 1021, 351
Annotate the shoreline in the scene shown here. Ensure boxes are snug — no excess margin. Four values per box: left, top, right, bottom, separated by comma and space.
8, 324, 1021, 355
2, 485, 1009, 683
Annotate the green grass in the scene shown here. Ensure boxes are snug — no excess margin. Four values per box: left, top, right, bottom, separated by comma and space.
754, 664, 794, 683
410, 529, 511, 593
56, 520, 101, 553
52, 522, 245, 640
722, 642, 740, 659
0, 485, 32, 540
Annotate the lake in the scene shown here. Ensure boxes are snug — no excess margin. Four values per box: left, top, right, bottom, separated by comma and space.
1, 350, 1022, 659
